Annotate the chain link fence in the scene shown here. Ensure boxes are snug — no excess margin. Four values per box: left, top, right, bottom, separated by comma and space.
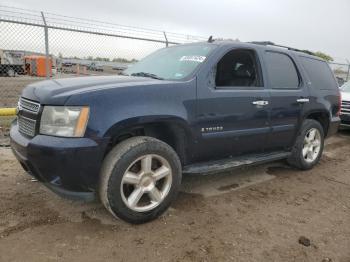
328, 61, 350, 87
0, 5, 206, 107
1, 5, 349, 145
0, 5, 206, 144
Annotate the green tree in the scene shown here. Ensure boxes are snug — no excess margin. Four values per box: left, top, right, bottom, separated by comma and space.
314, 51, 333, 62
112, 57, 138, 63
95, 57, 110, 62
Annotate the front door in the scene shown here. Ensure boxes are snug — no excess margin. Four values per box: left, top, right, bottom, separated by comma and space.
193, 48, 270, 162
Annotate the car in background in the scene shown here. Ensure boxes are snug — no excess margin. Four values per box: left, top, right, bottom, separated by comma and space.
340, 81, 350, 127
61, 62, 74, 67
112, 65, 127, 71
87, 62, 104, 72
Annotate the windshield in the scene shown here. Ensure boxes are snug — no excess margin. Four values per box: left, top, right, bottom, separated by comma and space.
341, 81, 350, 92
123, 44, 216, 80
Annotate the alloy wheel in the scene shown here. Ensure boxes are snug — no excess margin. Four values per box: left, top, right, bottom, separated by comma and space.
120, 154, 172, 212
302, 128, 321, 163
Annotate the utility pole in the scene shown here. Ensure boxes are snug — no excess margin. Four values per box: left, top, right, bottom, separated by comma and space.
163, 32, 169, 47
41, 12, 50, 79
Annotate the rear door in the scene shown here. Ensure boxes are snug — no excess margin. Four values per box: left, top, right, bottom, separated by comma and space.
261, 50, 309, 151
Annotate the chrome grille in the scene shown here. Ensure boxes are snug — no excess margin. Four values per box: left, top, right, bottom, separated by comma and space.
19, 97, 40, 114
18, 115, 36, 137
341, 100, 350, 115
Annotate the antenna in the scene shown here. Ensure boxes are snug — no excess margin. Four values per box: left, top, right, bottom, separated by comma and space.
208, 36, 214, 43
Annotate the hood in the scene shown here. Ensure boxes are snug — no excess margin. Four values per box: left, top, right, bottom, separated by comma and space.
21, 75, 160, 105
341, 91, 350, 102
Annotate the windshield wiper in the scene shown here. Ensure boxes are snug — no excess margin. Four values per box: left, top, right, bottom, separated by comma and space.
130, 72, 164, 80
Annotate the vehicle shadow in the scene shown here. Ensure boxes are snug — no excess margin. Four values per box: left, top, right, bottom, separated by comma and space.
179, 161, 285, 198
338, 128, 350, 136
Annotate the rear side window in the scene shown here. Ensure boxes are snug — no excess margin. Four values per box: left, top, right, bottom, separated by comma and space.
264, 51, 300, 89
300, 57, 338, 90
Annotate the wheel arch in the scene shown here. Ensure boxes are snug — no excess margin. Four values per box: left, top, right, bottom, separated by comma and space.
303, 110, 330, 136
103, 116, 195, 165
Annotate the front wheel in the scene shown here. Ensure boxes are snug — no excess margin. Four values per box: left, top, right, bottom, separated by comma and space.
287, 119, 324, 170
99, 136, 182, 224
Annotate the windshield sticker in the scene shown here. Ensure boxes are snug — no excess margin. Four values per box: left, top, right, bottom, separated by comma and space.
180, 55, 206, 63
175, 73, 183, 78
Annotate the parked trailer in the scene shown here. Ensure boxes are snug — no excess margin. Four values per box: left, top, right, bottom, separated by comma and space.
0, 49, 25, 76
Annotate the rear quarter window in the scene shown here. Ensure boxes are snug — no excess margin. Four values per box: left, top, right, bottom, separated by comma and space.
300, 56, 338, 90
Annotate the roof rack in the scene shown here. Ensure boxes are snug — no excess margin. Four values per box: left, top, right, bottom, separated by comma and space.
249, 41, 315, 56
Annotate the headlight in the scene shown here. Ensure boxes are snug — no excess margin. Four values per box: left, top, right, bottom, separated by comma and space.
40, 106, 89, 137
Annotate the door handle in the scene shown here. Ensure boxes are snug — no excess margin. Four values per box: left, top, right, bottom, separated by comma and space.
252, 100, 269, 106
296, 98, 310, 103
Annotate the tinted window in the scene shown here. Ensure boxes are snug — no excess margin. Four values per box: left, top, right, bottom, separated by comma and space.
265, 52, 299, 88
215, 49, 262, 88
301, 57, 338, 90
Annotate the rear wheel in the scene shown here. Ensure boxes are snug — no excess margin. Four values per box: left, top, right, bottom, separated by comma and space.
99, 136, 182, 224
287, 119, 324, 170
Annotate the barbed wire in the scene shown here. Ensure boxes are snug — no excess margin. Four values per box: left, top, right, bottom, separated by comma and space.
0, 5, 210, 111
1, 4, 347, 112
0, 5, 207, 43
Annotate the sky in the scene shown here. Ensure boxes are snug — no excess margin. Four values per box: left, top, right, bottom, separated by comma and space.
1, 0, 350, 63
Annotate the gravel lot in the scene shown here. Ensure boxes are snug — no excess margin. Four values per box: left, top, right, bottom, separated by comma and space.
0, 132, 349, 262
0, 76, 43, 108
0, 70, 118, 108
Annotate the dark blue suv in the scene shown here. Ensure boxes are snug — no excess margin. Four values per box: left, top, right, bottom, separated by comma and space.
10, 40, 341, 223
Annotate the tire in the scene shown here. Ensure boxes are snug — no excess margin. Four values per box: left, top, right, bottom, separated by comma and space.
99, 136, 182, 224
287, 119, 324, 170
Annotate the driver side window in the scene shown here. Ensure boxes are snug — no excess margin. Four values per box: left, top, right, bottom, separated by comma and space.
215, 49, 262, 88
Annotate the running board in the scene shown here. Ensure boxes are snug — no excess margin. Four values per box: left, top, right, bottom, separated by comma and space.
183, 151, 291, 175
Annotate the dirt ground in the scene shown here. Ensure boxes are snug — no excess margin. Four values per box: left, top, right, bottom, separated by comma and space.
0, 76, 42, 107
0, 132, 350, 262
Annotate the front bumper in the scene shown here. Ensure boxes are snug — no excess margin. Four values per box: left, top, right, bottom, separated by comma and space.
340, 113, 350, 128
10, 120, 109, 201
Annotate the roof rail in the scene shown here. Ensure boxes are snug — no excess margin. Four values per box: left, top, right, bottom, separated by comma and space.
249, 41, 315, 56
